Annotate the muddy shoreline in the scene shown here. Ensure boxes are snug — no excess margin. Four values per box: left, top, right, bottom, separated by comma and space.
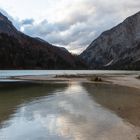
8, 73, 140, 90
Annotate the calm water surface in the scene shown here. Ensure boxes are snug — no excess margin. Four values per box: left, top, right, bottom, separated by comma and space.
0, 70, 140, 79
0, 81, 140, 140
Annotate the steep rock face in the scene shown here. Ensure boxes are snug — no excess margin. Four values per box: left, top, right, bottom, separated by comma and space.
0, 12, 86, 69
0, 13, 20, 38
80, 11, 140, 70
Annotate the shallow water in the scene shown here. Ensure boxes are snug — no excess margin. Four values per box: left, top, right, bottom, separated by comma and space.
0, 70, 140, 79
0, 82, 140, 140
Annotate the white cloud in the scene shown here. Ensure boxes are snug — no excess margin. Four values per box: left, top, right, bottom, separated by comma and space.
0, 0, 140, 53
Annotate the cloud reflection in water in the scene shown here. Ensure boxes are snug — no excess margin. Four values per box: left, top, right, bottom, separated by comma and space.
0, 82, 139, 140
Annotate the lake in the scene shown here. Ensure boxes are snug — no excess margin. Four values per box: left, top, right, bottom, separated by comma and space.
0, 70, 140, 79
0, 78, 140, 140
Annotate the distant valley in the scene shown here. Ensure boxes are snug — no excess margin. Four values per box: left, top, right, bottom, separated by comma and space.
0, 11, 140, 70
0, 12, 86, 69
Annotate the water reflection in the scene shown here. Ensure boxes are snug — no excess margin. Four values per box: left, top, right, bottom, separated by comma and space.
0, 82, 140, 140
0, 83, 68, 124
83, 83, 140, 127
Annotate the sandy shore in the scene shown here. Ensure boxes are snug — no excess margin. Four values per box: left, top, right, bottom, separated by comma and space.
10, 73, 140, 90
1, 74, 140, 139
103, 75, 140, 90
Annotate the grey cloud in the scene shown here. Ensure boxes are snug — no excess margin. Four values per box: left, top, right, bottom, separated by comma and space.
21, 19, 34, 25
1, 0, 140, 54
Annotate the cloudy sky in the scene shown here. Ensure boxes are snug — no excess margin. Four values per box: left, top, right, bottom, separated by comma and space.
0, 0, 140, 53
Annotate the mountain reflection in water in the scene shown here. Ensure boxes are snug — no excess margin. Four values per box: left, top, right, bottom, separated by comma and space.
0, 82, 140, 140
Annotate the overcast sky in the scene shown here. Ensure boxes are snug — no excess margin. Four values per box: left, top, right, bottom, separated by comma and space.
0, 0, 140, 53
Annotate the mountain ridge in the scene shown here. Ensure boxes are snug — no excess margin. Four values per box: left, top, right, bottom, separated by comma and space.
80, 11, 140, 70
1, 11, 140, 70
0, 12, 86, 69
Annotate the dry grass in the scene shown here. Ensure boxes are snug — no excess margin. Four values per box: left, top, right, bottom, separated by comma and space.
90, 76, 103, 82
55, 74, 83, 78
55, 74, 104, 82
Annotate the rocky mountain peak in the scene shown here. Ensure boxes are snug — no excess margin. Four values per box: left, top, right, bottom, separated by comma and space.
80, 11, 140, 70
0, 12, 9, 21
0, 12, 20, 37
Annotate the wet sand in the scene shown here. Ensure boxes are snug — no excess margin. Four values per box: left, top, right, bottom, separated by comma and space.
0, 80, 140, 140
103, 75, 140, 90
0, 74, 140, 139
11, 74, 140, 90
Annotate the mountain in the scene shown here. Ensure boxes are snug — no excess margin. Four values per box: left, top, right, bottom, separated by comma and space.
80, 11, 140, 70
0, 12, 86, 69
